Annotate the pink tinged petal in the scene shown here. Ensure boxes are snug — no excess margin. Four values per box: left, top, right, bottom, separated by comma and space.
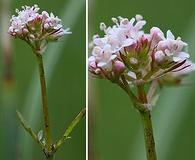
93, 38, 104, 47
173, 57, 182, 62
123, 38, 135, 47
167, 30, 175, 40
44, 23, 50, 29
176, 52, 190, 60
175, 37, 188, 46
129, 17, 135, 25
103, 44, 112, 52
165, 49, 173, 56
42, 11, 49, 18
92, 46, 103, 56
97, 61, 107, 67
63, 28, 72, 34
88, 56, 95, 63
154, 51, 165, 63
88, 56, 97, 69
150, 27, 165, 40
134, 20, 146, 30
8, 26, 13, 33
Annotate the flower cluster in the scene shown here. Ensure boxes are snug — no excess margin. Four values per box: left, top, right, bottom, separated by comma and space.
8, 5, 71, 54
88, 15, 195, 85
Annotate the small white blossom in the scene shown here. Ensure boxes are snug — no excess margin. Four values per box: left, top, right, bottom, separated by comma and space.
92, 45, 117, 70
157, 30, 189, 62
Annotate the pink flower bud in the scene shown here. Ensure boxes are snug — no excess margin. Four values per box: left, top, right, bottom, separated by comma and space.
113, 60, 125, 75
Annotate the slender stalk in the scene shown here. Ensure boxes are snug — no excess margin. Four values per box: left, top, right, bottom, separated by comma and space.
16, 110, 43, 148
139, 111, 157, 160
137, 85, 157, 160
55, 108, 86, 150
36, 54, 52, 151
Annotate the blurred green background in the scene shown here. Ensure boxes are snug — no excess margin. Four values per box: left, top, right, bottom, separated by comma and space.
89, 0, 195, 160
0, 0, 86, 160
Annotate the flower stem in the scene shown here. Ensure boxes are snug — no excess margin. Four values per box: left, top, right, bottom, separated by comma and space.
137, 85, 157, 160
139, 111, 157, 160
36, 54, 52, 151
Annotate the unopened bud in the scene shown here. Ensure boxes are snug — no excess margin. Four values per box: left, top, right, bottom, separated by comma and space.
135, 14, 143, 21
113, 60, 125, 75
111, 17, 118, 24
100, 22, 106, 31
130, 57, 138, 65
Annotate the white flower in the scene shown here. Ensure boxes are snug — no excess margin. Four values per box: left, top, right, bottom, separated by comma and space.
150, 27, 165, 49
93, 15, 147, 52
92, 45, 117, 70
157, 30, 189, 62
93, 35, 121, 53
118, 17, 146, 40
8, 5, 39, 36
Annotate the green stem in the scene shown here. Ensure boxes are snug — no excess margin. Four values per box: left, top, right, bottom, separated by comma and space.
36, 54, 52, 151
137, 85, 157, 160
139, 111, 157, 160
16, 110, 43, 148
47, 155, 55, 160
55, 108, 86, 151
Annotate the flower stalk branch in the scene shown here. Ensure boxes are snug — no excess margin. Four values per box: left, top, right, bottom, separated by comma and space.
55, 108, 86, 151
16, 110, 43, 148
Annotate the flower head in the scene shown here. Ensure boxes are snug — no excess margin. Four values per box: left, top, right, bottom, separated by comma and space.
8, 5, 71, 54
88, 15, 194, 85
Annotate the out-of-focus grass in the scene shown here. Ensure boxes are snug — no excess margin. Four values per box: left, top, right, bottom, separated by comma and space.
89, 0, 195, 160
0, 0, 18, 160
0, 0, 86, 160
